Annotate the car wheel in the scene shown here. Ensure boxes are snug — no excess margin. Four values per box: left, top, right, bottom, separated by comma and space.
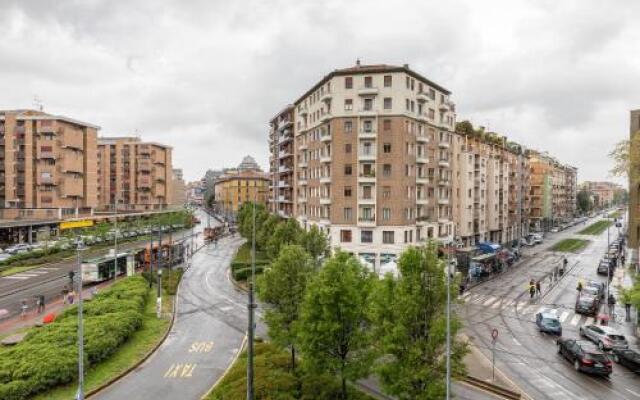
574, 360, 581, 371
557, 343, 562, 354
613, 354, 619, 363
598, 341, 604, 351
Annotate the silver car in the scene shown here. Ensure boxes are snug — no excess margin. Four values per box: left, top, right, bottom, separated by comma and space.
580, 325, 629, 351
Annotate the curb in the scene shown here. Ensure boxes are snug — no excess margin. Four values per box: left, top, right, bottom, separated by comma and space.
200, 334, 248, 399
460, 376, 522, 400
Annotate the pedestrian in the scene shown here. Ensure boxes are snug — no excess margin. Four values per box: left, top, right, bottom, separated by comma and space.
20, 300, 28, 319
576, 281, 583, 298
608, 294, 616, 315
62, 285, 69, 305
625, 301, 632, 322
621, 254, 626, 267
39, 295, 45, 313
68, 291, 75, 305
529, 283, 536, 299
35, 296, 43, 314
536, 280, 542, 297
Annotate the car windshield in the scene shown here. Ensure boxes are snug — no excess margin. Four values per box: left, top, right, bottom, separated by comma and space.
583, 288, 598, 296
585, 353, 609, 362
578, 297, 595, 305
543, 318, 560, 326
607, 334, 626, 341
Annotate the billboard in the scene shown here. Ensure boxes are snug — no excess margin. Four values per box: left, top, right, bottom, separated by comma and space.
60, 219, 94, 230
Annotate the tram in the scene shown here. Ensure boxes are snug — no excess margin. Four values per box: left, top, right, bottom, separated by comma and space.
81, 252, 136, 283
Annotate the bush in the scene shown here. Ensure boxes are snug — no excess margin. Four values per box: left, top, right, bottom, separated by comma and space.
0, 276, 149, 400
233, 266, 265, 282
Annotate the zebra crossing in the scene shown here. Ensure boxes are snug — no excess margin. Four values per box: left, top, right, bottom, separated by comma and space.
0, 267, 60, 281
460, 292, 596, 327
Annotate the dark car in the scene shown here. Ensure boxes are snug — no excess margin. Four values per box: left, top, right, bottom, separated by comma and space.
597, 260, 610, 275
557, 338, 612, 376
585, 281, 605, 299
536, 312, 562, 335
575, 295, 599, 315
612, 349, 640, 373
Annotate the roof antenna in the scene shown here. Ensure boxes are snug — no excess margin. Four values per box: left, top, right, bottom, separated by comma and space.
33, 96, 44, 111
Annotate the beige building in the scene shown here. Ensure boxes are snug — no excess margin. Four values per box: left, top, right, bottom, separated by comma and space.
272, 62, 457, 268
171, 168, 186, 206
629, 109, 640, 255
580, 181, 623, 208
0, 110, 98, 218
214, 156, 270, 218
269, 106, 295, 218
97, 137, 173, 211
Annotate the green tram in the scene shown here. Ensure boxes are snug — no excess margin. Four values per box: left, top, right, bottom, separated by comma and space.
81, 251, 138, 284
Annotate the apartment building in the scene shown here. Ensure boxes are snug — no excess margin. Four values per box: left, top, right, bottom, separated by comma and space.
528, 150, 576, 231
97, 137, 173, 211
269, 106, 295, 218
451, 132, 528, 246
171, 168, 186, 206
0, 110, 98, 218
214, 156, 270, 219
580, 181, 623, 208
271, 62, 456, 268
629, 109, 640, 256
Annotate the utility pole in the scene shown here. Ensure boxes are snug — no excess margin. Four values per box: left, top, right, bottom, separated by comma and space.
149, 231, 154, 289
113, 193, 118, 281
247, 196, 256, 400
445, 245, 454, 400
75, 239, 86, 400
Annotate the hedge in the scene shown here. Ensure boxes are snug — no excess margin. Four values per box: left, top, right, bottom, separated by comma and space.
0, 276, 149, 400
232, 266, 265, 281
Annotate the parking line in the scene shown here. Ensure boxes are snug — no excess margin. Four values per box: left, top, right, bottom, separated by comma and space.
559, 311, 569, 322
570, 315, 581, 326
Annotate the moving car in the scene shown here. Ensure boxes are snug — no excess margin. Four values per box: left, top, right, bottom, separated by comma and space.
550, 227, 560, 233
530, 233, 543, 244
535, 311, 562, 335
575, 295, 599, 316
597, 260, 610, 275
557, 338, 612, 376
579, 325, 629, 351
611, 348, 640, 373
585, 281, 605, 299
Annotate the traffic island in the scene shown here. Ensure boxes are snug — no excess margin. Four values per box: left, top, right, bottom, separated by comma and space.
550, 238, 590, 252
578, 220, 612, 235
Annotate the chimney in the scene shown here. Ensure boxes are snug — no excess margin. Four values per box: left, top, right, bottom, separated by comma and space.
356, 58, 361, 67
403, 63, 409, 69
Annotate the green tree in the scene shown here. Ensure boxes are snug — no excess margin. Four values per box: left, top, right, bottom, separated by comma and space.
236, 202, 268, 241
266, 219, 303, 259
455, 120, 475, 136
370, 243, 468, 400
301, 225, 329, 268
577, 189, 593, 214
258, 245, 314, 371
298, 251, 374, 400
257, 214, 281, 251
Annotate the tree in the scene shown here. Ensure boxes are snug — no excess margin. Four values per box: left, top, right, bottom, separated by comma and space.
257, 214, 281, 251
236, 202, 268, 241
258, 245, 314, 371
609, 131, 640, 178
266, 219, 303, 259
576, 189, 593, 214
370, 243, 468, 400
301, 225, 329, 268
455, 120, 474, 136
298, 251, 375, 400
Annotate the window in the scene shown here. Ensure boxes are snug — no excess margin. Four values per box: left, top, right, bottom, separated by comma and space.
383, 164, 392, 177
428, 108, 435, 119
383, 119, 391, 131
362, 185, 372, 199
344, 120, 353, 133
345, 77, 353, 89
41, 145, 52, 152
382, 186, 391, 199
344, 164, 352, 176
383, 231, 395, 244
363, 98, 373, 111
345, 143, 351, 153
364, 76, 373, 88
363, 120, 373, 132
405, 99, 410, 111
383, 97, 392, 109
340, 230, 352, 243
383, 143, 391, 153
344, 99, 353, 111
406, 76, 410, 89
344, 186, 352, 197
343, 207, 352, 220
361, 230, 373, 243
384, 75, 392, 87
429, 88, 435, 99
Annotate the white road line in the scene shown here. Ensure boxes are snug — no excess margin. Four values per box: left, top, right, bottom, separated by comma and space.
39, 267, 59, 271
461, 292, 471, 300
570, 315, 581, 326
491, 300, 501, 309
27, 270, 49, 275
626, 388, 640, 398
585, 317, 594, 325
559, 311, 569, 322
483, 296, 497, 306
471, 295, 485, 304
512, 337, 522, 346
1, 276, 29, 280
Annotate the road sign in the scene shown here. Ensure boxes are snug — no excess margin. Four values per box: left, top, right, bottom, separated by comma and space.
491, 328, 499, 343
491, 328, 499, 382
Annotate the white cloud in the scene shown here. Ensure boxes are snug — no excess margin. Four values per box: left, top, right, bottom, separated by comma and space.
1, 0, 638, 183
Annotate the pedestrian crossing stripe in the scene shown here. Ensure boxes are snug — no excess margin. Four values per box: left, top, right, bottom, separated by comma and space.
559, 311, 569, 322
483, 296, 498, 306
1, 276, 29, 280
585, 317, 594, 325
491, 301, 502, 309
570, 315, 581, 326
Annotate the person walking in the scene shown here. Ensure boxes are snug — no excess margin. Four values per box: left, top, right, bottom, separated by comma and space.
62, 285, 69, 305
576, 281, 583, 298
529, 282, 536, 300
39, 295, 45, 313
608, 294, 616, 315
536, 280, 542, 297
20, 300, 28, 319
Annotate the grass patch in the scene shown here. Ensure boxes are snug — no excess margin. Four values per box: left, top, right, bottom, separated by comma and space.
32, 287, 171, 400
204, 342, 374, 400
231, 242, 270, 282
608, 211, 622, 219
579, 220, 613, 235
0, 265, 44, 277
551, 238, 590, 253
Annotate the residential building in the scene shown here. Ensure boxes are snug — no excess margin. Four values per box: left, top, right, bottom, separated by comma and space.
0, 109, 98, 218
580, 181, 624, 208
629, 109, 640, 257
272, 62, 457, 269
171, 168, 186, 206
97, 137, 173, 211
269, 106, 295, 218
214, 156, 270, 219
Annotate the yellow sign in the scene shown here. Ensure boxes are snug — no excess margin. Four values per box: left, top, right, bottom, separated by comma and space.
60, 219, 94, 230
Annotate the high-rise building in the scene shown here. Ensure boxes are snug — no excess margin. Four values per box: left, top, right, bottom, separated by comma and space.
269, 106, 295, 218
97, 137, 173, 211
271, 62, 457, 268
0, 110, 98, 218
628, 109, 640, 255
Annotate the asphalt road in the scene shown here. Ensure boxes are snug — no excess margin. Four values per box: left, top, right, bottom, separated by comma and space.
95, 211, 265, 400
461, 214, 640, 400
0, 229, 198, 320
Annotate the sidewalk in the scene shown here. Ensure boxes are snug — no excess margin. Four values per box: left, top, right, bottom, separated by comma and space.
610, 266, 639, 339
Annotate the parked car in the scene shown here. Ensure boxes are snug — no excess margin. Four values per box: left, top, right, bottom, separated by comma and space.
521, 238, 534, 247
597, 260, 610, 275
536, 311, 562, 335
580, 325, 629, 351
611, 348, 640, 373
575, 295, 599, 316
550, 227, 560, 233
0, 253, 11, 261
5, 243, 31, 254
557, 338, 612, 376
531, 233, 543, 244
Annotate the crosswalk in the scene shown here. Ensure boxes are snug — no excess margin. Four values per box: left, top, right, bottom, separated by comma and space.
460, 292, 597, 327
0, 267, 60, 281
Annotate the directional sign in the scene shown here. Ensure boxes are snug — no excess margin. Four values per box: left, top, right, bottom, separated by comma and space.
491, 328, 499, 344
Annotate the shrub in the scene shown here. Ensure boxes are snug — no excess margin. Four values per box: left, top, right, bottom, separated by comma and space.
0, 276, 149, 400
233, 266, 264, 281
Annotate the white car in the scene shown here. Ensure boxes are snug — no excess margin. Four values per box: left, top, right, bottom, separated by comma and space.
530, 234, 543, 244
550, 227, 560, 233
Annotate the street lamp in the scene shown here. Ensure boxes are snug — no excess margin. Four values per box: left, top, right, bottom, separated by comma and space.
157, 268, 163, 318
75, 239, 87, 400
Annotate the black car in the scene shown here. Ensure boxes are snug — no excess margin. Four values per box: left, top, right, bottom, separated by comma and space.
557, 338, 612, 376
575, 295, 599, 315
612, 349, 640, 374
585, 281, 605, 299
597, 260, 610, 275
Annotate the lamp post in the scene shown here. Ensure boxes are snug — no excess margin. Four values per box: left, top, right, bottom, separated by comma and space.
112, 192, 119, 281
157, 268, 163, 318
75, 239, 87, 400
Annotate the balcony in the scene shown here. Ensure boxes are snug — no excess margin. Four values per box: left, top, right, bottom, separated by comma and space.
358, 108, 377, 117
358, 86, 379, 96
320, 197, 331, 205
278, 165, 291, 173
278, 120, 293, 131
417, 92, 430, 102
38, 176, 55, 185
320, 131, 332, 142
416, 134, 429, 142
319, 176, 331, 184
358, 129, 377, 139
299, 105, 308, 116
298, 160, 308, 168
416, 154, 428, 163
298, 178, 308, 186
359, 150, 376, 161
39, 124, 56, 133
416, 214, 433, 225
358, 196, 375, 205
278, 133, 292, 144
416, 197, 428, 205
438, 178, 450, 186
298, 142, 308, 150
320, 154, 332, 163
416, 176, 430, 185
438, 217, 450, 224
39, 151, 56, 159
438, 197, 450, 205
438, 159, 450, 168
278, 180, 290, 188
438, 141, 450, 149
278, 150, 291, 159
358, 172, 376, 183
358, 215, 376, 226
320, 92, 332, 103
138, 161, 152, 171
321, 112, 332, 123
298, 196, 307, 203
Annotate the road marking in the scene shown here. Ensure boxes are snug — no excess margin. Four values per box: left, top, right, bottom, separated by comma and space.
585, 317, 594, 325
512, 337, 522, 346
189, 341, 214, 353
14, 273, 39, 278
483, 296, 497, 306
626, 388, 640, 398
570, 315, 581, 326
39, 267, 59, 271
461, 292, 472, 300
559, 311, 569, 322
163, 363, 197, 378
1, 276, 29, 280
471, 294, 485, 304
491, 300, 501, 309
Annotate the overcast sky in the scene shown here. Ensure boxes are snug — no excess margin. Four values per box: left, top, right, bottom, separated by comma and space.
1, 0, 638, 183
